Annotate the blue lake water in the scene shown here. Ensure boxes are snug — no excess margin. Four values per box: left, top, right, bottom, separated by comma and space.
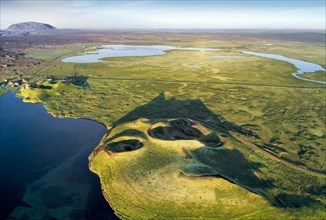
242, 51, 326, 84
62, 45, 219, 63
0, 92, 117, 219
63, 45, 325, 84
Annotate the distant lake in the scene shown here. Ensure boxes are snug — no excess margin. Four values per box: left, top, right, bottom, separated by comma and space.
63, 45, 325, 84
0, 92, 117, 219
62, 45, 219, 63
242, 51, 326, 84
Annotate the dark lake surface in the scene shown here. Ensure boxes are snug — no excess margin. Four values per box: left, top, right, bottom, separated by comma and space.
0, 92, 118, 219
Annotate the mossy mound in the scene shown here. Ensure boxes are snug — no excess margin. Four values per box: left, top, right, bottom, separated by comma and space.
148, 118, 203, 140
201, 133, 224, 148
169, 118, 193, 127
90, 117, 326, 220
90, 118, 271, 219
148, 118, 224, 148
149, 126, 203, 140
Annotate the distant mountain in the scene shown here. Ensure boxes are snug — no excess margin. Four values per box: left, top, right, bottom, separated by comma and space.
1, 22, 59, 36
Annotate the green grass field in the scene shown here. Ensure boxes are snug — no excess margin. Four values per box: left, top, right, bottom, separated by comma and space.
7, 35, 325, 219
303, 71, 326, 81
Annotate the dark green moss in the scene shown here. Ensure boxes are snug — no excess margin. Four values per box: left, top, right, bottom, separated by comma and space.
105, 139, 143, 152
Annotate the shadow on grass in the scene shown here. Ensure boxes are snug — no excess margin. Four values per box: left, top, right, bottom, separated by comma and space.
275, 193, 323, 208
114, 92, 259, 137
64, 76, 89, 88
148, 118, 224, 148
185, 147, 281, 205
110, 92, 323, 209
107, 129, 147, 142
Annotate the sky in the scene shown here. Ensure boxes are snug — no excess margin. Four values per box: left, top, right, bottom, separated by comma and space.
0, 0, 325, 29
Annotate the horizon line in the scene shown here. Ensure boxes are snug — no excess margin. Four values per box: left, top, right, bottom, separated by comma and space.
2, 27, 325, 32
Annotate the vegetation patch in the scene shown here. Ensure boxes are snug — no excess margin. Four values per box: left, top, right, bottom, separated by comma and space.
149, 119, 203, 140
105, 139, 144, 153
301, 70, 326, 82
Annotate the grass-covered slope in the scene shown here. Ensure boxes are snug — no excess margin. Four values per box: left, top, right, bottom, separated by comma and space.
89, 103, 325, 219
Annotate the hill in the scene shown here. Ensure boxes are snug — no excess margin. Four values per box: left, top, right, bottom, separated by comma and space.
1, 22, 59, 36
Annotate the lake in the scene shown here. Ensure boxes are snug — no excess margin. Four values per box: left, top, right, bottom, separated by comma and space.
63, 45, 325, 84
62, 45, 219, 63
242, 51, 326, 84
0, 92, 118, 219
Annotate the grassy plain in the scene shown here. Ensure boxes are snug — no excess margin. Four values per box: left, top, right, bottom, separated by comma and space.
6, 33, 325, 219
303, 70, 326, 81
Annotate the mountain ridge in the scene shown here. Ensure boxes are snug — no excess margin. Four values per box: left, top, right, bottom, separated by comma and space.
1, 22, 59, 36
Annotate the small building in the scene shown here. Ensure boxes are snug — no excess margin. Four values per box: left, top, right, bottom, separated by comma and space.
4, 78, 7, 82
11, 81, 19, 86
24, 84, 30, 89
22, 79, 27, 83
7, 80, 19, 86
30, 82, 42, 88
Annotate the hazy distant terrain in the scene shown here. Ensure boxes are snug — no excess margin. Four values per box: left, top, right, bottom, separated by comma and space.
1, 21, 59, 36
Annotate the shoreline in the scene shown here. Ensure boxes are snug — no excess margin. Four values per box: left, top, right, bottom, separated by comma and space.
0, 91, 117, 219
